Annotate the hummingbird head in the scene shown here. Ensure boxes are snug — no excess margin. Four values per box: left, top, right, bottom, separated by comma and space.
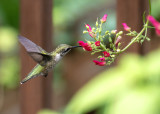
57, 44, 81, 56
52, 44, 81, 60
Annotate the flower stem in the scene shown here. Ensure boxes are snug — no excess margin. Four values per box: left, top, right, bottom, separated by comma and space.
100, 43, 107, 51
120, 21, 149, 53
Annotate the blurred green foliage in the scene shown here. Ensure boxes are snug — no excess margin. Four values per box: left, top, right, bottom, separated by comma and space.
53, 0, 116, 45
0, 0, 19, 29
151, 0, 160, 19
0, 27, 18, 53
0, 57, 19, 89
38, 109, 60, 114
0, 27, 19, 89
64, 48, 160, 114
0, 0, 19, 89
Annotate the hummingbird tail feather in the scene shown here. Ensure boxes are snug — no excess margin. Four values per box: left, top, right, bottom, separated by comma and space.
20, 73, 41, 84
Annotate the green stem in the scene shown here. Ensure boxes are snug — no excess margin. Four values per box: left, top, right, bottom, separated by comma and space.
120, 21, 149, 53
100, 43, 107, 51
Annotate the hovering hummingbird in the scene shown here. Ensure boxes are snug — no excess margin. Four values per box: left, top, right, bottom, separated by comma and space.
19, 35, 81, 84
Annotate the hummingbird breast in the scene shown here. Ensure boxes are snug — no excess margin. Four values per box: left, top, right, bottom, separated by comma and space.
54, 53, 62, 62
44, 54, 62, 72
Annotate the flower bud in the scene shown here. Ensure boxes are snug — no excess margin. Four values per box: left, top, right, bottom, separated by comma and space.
117, 49, 121, 52
105, 31, 109, 35
115, 36, 122, 47
96, 18, 98, 27
92, 27, 96, 31
111, 30, 117, 34
118, 31, 123, 35
83, 30, 88, 34
101, 14, 108, 23
122, 23, 131, 31
111, 55, 115, 58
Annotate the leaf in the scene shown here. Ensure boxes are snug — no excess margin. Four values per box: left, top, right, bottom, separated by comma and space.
64, 49, 160, 114
38, 109, 60, 114
64, 54, 142, 114
147, 26, 155, 29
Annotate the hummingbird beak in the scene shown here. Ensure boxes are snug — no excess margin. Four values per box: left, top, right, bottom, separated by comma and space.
71, 46, 82, 48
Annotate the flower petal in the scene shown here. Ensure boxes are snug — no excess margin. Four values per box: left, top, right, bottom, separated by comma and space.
147, 15, 159, 27
95, 41, 100, 46
100, 57, 105, 61
103, 51, 110, 57
78, 41, 86, 46
85, 24, 92, 32
122, 23, 131, 31
147, 15, 160, 36
93, 60, 106, 66
101, 14, 108, 23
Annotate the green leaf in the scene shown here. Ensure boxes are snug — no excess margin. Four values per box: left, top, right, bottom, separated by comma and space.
38, 109, 60, 114
64, 48, 160, 114
147, 26, 155, 29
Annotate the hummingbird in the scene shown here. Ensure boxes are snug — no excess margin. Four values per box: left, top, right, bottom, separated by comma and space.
18, 35, 81, 84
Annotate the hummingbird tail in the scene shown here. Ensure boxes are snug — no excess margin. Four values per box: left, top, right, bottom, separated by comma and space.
20, 74, 40, 84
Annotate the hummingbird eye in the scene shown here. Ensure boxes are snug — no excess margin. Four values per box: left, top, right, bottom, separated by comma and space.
64, 48, 71, 53
61, 48, 71, 56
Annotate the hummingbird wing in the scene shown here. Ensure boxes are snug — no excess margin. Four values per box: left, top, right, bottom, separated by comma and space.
20, 64, 48, 84
18, 35, 52, 66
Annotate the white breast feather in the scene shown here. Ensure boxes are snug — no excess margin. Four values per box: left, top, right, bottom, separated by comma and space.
55, 53, 61, 61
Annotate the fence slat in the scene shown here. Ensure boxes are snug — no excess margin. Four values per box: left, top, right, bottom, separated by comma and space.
20, 0, 53, 114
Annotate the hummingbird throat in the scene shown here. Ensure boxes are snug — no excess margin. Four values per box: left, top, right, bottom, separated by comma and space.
55, 53, 62, 62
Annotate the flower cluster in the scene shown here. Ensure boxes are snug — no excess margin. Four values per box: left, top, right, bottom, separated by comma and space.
78, 13, 159, 66
78, 14, 123, 66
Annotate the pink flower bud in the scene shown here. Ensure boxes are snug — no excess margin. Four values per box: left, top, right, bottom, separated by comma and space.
101, 14, 108, 23
122, 23, 131, 31
85, 24, 92, 32
100, 57, 105, 61
85, 24, 96, 38
115, 36, 122, 47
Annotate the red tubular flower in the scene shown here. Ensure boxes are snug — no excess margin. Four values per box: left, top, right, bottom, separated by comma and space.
85, 24, 96, 38
147, 15, 160, 36
93, 60, 106, 66
101, 14, 108, 23
85, 24, 92, 32
122, 23, 131, 31
103, 51, 110, 57
78, 41, 92, 51
100, 57, 105, 61
95, 41, 100, 46
83, 43, 92, 51
93, 56, 106, 66
78, 41, 86, 47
